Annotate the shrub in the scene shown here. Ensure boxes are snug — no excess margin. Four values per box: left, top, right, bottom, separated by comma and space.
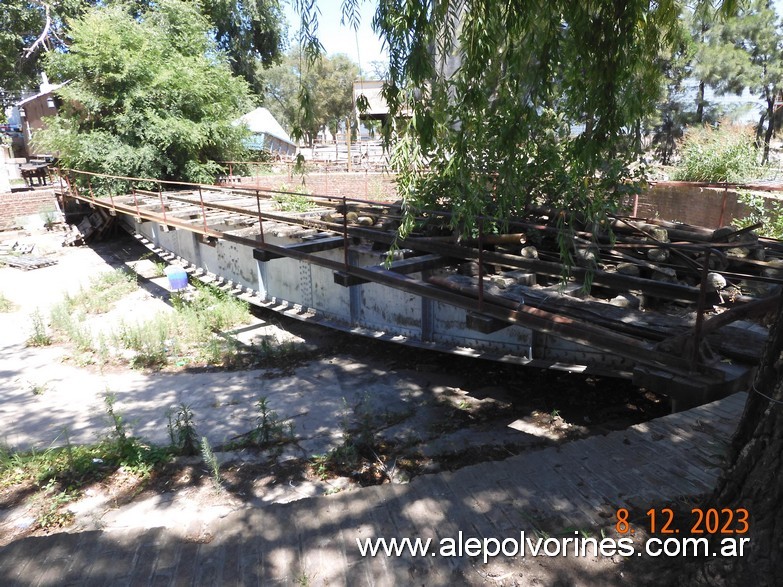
673, 124, 759, 183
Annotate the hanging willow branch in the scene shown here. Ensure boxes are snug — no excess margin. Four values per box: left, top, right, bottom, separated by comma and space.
293, 0, 741, 262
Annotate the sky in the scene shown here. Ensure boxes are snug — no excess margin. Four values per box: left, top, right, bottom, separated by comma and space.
281, 0, 387, 76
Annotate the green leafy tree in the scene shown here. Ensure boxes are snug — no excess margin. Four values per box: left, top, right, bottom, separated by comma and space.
688, 1, 722, 123
291, 2, 783, 584
648, 19, 697, 165
0, 0, 284, 106
696, 0, 783, 164
0, 0, 82, 107
263, 49, 359, 146
201, 0, 286, 95
365, 0, 678, 251
35, 0, 252, 183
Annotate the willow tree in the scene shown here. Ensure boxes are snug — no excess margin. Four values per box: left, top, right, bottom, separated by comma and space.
296, 1, 778, 583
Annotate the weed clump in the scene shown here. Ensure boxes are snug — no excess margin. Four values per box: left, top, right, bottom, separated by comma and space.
0, 292, 17, 313
115, 282, 251, 369
26, 309, 52, 347
274, 185, 314, 212
167, 403, 199, 456
0, 396, 172, 532
200, 437, 222, 492
310, 395, 394, 485
673, 124, 759, 183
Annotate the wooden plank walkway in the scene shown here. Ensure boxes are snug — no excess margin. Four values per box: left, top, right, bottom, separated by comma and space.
0, 392, 746, 586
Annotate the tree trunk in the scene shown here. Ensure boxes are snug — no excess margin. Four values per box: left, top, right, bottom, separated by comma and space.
762, 99, 774, 165
687, 293, 783, 584
696, 80, 705, 123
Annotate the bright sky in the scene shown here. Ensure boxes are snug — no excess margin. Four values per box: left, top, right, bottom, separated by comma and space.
281, 0, 387, 76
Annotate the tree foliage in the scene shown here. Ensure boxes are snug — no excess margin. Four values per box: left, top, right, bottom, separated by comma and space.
0, 0, 83, 107
201, 0, 287, 95
35, 0, 252, 183
0, 0, 285, 106
263, 49, 359, 146
696, 0, 783, 164
359, 1, 680, 246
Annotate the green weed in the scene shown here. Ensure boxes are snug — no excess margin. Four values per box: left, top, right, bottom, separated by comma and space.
0, 403, 173, 534
0, 292, 16, 312
274, 186, 314, 212
36, 484, 76, 529
253, 396, 295, 447
27, 309, 52, 347
200, 436, 222, 492
114, 283, 250, 369
28, 381, 48, 396
81, 269, 137, 314
735, 190, 783, 239
114, 315, 172, 369
310, 396, 376, 480
673, 123, 759, 183
172, 404, 198, 456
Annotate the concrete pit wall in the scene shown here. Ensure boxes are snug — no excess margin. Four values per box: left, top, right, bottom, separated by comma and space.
632, 182, 782, 228
234, 173, 780, 230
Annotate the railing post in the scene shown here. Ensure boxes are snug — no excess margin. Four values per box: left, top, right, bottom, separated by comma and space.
131, 184, 141, 218
691, 248, 711, 370
57, 168, 67, 218
342, 196, 349, 270
198, 185, 208, 234
69, 170, 81, 200
87, 176, 96, 206
256, 189, 265, 244
478, 216, 485, 312
158, 182, 167, 224
717, 182, 729, 227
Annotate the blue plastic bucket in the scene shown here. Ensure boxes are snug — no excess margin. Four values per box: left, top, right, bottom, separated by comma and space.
165, 266, 188, 290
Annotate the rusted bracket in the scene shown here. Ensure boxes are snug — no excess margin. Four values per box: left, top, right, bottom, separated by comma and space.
254, 235, 346, 262
466, 312, 509, 333
333, 271, 368, 286
369, 254, 455, 275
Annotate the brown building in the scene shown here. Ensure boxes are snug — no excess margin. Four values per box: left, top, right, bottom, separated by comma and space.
11, 76, 65, 159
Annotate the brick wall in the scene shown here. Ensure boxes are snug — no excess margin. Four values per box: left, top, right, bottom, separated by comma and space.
234, 173, 773, 229
3, 174, 767, 233
631, 183, 756, 228
0, 189, 57, 231
229, 171, 398, 202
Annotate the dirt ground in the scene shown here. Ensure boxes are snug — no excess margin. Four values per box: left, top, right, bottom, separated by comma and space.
0, 224, 672, 581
